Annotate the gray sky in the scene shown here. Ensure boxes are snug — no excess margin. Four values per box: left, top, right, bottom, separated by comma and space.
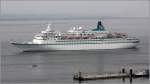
1, 1, 150, 17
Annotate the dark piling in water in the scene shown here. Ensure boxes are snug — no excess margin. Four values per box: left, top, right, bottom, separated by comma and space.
122, 68, 126, 82
122, 68, 126, 73
129, 69, 133, 83
129, 69, 133, 78
78, 71, 82, 81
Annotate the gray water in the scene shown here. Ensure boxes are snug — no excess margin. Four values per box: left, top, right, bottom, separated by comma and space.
0, 18, 149, 84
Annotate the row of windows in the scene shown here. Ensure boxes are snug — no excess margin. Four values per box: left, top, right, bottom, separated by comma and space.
55, 38, 131, 42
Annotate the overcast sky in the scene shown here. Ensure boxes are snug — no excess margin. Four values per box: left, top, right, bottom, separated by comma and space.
1, 1, 150, 18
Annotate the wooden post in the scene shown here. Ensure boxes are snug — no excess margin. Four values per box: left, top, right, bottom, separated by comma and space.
122, 68, 126, 82
122, 68, 125, 73
145, 69, 149, 77
79, 71, 82, 81
129, 69, 133, 83
129, 69, 133, 78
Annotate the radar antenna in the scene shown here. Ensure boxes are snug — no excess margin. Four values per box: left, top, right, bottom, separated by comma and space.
46, 24, 52, 31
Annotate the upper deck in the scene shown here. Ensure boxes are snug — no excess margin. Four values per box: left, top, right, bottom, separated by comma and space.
33, 21, 128, 41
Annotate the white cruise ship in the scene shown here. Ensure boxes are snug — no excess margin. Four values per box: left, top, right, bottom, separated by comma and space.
11, 21, 139, 51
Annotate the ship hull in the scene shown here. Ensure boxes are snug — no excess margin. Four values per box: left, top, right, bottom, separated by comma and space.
11, 42, 138, 51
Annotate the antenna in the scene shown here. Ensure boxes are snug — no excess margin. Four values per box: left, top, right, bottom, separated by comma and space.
46, 24, 51, 31
47, 24, 51, 28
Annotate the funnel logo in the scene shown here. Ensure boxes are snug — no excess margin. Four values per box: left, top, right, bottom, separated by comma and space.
97, 21, 105, 31
92, 21, 105, 31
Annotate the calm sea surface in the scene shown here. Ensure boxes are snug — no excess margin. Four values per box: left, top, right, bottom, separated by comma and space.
0, 18, 149, 84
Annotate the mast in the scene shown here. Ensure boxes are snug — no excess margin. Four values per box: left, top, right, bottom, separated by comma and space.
46, 24, 52, 31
